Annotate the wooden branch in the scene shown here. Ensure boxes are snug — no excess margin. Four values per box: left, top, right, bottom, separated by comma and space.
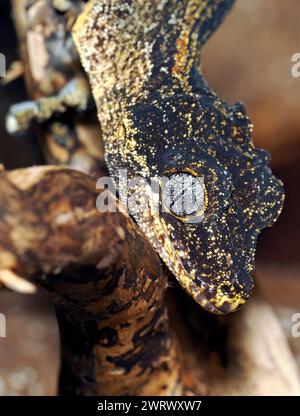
10, 0, 105, 178
0, 166, 182, 395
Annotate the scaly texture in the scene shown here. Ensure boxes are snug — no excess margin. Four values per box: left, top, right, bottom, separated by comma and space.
73, 0, 284, 313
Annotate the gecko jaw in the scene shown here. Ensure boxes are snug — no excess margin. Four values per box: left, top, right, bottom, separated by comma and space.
132, 185, 245, 314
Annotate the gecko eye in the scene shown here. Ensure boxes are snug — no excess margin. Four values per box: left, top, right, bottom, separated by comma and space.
162, 171, 207, 222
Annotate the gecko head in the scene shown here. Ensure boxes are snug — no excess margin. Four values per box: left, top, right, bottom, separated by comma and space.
123, 94, 285, 314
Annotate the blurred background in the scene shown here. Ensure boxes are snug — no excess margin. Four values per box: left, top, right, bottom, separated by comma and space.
0, 0, 299, 395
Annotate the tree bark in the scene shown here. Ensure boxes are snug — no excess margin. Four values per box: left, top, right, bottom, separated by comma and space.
0, 166, 183, 395
10, 0, 105, 178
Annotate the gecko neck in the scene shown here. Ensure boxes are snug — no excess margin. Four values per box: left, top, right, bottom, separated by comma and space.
73, 0, 235, 136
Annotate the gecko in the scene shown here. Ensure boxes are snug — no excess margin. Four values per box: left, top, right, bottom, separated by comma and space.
72, 0, 284, 314
6, 0, 284, 315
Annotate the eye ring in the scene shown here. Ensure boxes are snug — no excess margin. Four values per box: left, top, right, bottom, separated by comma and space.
161, 168, 208, 222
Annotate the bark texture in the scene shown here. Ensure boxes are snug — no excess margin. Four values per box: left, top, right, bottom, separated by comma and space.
0, 166, 182, 395
11, 0, 105, 178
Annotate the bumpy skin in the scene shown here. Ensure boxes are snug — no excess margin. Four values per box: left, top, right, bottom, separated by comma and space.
73, 0, 285, 314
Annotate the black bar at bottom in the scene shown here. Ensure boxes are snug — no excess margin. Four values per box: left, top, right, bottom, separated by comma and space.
0, 396, 299, 414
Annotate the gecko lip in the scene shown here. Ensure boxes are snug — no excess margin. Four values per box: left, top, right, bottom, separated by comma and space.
193, 291, 229, 314
181, 268, 253, 314
194, 287, 251, 314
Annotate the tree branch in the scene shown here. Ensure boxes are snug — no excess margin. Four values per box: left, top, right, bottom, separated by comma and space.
0, 166, 182, 395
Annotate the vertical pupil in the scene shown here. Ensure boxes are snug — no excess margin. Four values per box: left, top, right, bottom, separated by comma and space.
163, 172, 205, 218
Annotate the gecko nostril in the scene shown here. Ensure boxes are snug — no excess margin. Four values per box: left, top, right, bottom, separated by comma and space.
221, 284, 231, 295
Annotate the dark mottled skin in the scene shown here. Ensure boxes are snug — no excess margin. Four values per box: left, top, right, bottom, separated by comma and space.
73, 0, 284, 314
